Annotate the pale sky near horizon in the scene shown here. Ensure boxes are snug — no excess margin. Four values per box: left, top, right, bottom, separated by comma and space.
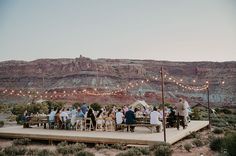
0, 0, 236, 62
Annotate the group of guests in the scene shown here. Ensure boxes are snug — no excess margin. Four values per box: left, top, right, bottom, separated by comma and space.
25, 98, 191, 131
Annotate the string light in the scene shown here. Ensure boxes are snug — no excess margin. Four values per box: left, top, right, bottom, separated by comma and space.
0, 70, 225, 98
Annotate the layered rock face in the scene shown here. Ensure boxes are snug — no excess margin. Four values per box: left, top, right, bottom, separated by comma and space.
0, 56, 235, 106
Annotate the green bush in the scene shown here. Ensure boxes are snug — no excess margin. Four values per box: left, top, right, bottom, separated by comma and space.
150, 142, 172, 156
45, 101, 65, 113
11, 104, 27, 116
209, 137, 224, 152
0, 151, 4, 156
116, 148, 143, 156
7, 115, 16, 122
134, 147, 149, 155
213, 127, 224, 134
221, 108, 232, 114
27, 148, 39, 155
224, 132, 236, 156
192, 138, 204, 147
73, 102, 83, 109
187, 131, 201, 139
75, 150, 95, 156
12, 103, 48, 115
90, 103, 101, 111
57, 142, 86, 155
37, 149, 55, 156
13, 138, 31, 146
95, 144, 108, 150
191, 108, 201, 120
0, 121, 4, 128
111, 143, 127, 150
184, 143, 192, 152
3, 146, 27, 156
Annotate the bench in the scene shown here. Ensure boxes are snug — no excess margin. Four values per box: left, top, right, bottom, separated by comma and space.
23, 117, 48, 129
118, 123, 162, 133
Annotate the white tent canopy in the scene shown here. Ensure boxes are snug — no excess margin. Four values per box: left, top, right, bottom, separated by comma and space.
129, 100, 150, 110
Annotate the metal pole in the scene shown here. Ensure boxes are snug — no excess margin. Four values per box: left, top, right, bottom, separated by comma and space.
161, 66, 166, 142
207, 87, 211, 129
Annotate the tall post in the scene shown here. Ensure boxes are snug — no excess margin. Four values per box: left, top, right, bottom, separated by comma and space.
207, 87, 211, 129
161, 66, 167, 142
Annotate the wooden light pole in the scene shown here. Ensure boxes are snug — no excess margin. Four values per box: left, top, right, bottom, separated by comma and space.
160, 66, 166, 142
207, 87, 211, 129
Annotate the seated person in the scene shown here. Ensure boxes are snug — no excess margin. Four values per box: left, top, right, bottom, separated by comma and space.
76, 107, 85, 118
150, 107, 162, 132
167, 107, 176, 127
60, 108, 70, 129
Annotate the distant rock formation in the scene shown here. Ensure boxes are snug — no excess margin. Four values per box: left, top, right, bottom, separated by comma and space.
0, 56, 235, 106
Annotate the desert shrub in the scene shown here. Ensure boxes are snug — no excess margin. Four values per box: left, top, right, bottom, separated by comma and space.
95, 143, 108, 150
13, 138, 31, 146
73, 102, 83, 109
187, 131, 201, 139
213, 127, 224, 134
150, 142, 172, 156
223, 132, 236, 156
90, 103, 101, 111
111, 143, 127, 150
27, 103, 48, 114
192, 138, 204, 147
7, 115, 16, 122
221, 108, 232, 114
134, 147, 149, 155
37, 149, 55, 156
57, 141, 86, 155
58, 141, 68, 146
184, 143, 192, 152
116, 148, 143, 156
11, 104, 27, 116
3, 146, 27, 156
12, 103, 48, 116
0, 121, 4, 128
209, 137, 224, 152
27, 148, 39, 155
0, 151, 4, 156
45, 101, 65, 113
191, 108, 201, 120
75, 150, 95, 156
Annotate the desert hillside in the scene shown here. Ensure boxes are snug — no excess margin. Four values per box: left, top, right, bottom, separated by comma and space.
0, 56, 235, 106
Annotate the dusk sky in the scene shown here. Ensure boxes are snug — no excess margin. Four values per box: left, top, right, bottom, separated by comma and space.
0, 0, 235, 62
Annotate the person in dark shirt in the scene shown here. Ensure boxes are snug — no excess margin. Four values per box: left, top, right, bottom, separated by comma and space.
86, 108, 96, 130
125, 107, 136, 132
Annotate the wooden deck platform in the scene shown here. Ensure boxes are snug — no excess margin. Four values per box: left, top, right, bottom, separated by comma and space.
0, 120, 209, 145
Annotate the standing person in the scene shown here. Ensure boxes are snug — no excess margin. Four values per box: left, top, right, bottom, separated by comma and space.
125, 107, 136, 132
175, 98, 188, 130
184, 99, 190, 126
48, 108, 57, 129
86, 108, 96, 130
115, 108, 124, 130
116, 108, 124, 124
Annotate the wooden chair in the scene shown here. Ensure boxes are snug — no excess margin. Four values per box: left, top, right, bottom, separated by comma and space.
104, 117, 115, 131
96, 118, 104, 131
76, 118, 84, 131
84, 118, 93, 131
